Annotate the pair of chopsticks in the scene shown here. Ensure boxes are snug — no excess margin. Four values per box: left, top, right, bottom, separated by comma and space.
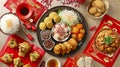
22, 26, 34, 41
22, 19, 36, 31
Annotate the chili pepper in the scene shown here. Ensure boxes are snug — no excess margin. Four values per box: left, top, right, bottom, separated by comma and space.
90, 26, 96, 31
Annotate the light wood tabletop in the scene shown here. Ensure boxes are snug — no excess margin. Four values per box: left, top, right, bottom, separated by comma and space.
0, 0, 120, 67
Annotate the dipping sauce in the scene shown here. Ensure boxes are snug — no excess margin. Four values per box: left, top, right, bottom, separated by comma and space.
43, 39, 55, 50
20, 7, 29, 16
47, 59, 58, 67
40, 30, 51, 40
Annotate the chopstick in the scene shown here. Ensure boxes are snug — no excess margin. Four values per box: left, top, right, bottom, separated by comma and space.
22, 27, 34, 41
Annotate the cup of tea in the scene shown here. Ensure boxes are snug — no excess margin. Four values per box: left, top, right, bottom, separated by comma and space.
16, 3, 33, 19
45, 58, 61, 67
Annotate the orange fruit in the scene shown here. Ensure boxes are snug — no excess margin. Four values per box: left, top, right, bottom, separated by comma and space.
80, 29, 85, 34
76, 23, 83, 29
72, 27, 79, 34
78, 33, 84, 41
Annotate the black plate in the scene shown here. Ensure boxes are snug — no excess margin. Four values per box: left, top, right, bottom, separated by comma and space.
37, 6, 88, 57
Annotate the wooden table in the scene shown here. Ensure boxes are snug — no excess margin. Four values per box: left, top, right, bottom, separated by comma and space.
0, 0, 120, 67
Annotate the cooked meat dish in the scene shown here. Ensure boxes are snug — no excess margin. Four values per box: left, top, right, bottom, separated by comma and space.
95, 29, 120, 54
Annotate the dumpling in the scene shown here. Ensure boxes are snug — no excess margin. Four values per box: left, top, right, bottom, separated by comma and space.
30, 51, 40, 62
63, 42, 72, 54
18, 42, 31, 57
39, 22, 46, 30
68, 38, 78, 51
53, 44, 62, 55
59, 43, 66, 55
1, 53, 13, 63
13, 58, 23, 67
49, 12, 58, 19
8, 38, 18, 48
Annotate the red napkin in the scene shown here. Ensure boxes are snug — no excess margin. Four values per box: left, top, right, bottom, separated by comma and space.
63, 58, 77, 67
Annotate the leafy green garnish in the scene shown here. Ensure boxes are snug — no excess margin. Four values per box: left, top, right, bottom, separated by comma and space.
104, 36, 113, 45
57, 9, 62, 14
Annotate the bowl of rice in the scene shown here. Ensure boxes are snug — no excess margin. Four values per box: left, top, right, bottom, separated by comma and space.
0, 13, 21, 35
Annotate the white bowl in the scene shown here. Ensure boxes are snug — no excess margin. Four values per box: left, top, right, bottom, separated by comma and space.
87, 0, 109, 19
52, 23, 71, 42
0, 13, 21, 35
45, 58, 61, 67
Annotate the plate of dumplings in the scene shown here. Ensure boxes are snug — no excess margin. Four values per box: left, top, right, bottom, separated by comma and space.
37, 6, 88, 57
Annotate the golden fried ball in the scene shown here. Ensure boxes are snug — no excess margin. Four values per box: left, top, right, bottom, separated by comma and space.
94, 12, 102, 17
39, 22, 46, 30
89, 7, 97, 15
53, 15, 61, 23
94, 0, 104, 8
97, 6, 105, 13
91, 1, 96, 7
49, 12, 58, 19
101, 7, 105, 13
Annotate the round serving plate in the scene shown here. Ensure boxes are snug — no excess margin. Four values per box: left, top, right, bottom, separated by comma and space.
37, 6, 88, 57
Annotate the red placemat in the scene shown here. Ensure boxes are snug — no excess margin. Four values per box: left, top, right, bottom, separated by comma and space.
63, 58, 77, 67
0, 35, 45, 67
4, 0, 46, 30
84, 15, 120, 67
